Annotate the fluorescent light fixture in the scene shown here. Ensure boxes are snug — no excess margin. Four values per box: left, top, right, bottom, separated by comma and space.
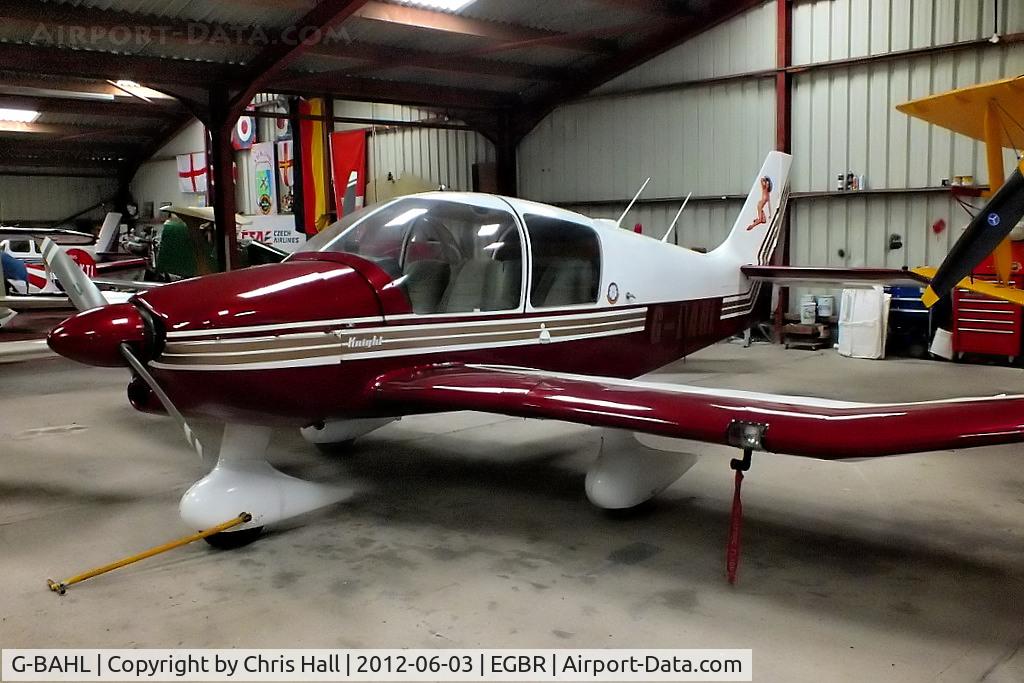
482, 241, 505, 251
0, 108, 40, 123
477, 223, 500, 237
114, 80, 141, 89
402, 0, 477, 12
385, 208, 428, 227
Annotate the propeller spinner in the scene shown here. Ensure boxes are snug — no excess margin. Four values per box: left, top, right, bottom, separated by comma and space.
41, 238, 207, 461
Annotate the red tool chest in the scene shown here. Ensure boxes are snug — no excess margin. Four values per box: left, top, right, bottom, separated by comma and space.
952, 244, 1024, 361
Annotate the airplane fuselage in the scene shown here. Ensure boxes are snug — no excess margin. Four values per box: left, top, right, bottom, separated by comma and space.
48, 180, 790, 427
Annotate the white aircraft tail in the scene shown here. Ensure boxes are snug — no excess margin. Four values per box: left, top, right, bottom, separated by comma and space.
95, 212, 122, 254
712, 151, 792, 266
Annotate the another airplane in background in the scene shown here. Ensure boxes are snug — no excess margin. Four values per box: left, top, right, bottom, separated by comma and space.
1, 212, 148, 295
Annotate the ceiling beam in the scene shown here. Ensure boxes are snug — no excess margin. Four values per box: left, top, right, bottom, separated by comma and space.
307, 41, 572, 83
0, 139, 140, 159
0, 73, 126, 98
0, 94, 186, 120
0, 121, 156, 141
229, 0, 370, 117
588, 0, 696, 18
0, 44, 243, 88
271, 72, 518, 110
0, 168, 118, 178
352, 1, 614, 54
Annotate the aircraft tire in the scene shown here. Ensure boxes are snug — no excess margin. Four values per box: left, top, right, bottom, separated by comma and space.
313, 439, 356, 454
203, 526, 264, 549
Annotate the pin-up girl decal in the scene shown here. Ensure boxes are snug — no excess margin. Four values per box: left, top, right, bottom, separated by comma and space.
745, 176, 773, 231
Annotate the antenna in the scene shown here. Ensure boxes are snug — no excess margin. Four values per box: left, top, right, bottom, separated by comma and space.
661, 192, 692, 243
616, 177, 651, 227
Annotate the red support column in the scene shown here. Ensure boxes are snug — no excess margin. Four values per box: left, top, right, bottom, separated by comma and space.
207, 88, 239, 272
773, 0, 793, 341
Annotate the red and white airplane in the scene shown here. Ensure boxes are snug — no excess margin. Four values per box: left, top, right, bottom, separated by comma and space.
39, 151, 1024, 577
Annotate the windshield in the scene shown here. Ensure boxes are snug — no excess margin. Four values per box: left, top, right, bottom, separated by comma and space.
296, 197, 524, 314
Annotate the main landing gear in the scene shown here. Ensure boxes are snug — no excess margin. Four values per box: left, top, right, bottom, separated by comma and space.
585, 429, 700, 510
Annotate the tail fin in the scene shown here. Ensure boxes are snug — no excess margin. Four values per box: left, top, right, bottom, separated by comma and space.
95, 212, 122, 254
713, 151, 792, 265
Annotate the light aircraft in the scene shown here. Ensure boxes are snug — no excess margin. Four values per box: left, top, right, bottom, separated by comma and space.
36, 151, 1024, 580
1, 212, 148, 294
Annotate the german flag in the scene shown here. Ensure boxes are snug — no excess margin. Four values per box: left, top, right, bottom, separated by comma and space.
298, 97, 328, 234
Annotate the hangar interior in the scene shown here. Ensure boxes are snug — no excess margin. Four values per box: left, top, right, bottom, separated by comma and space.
2, 1, 1024, 681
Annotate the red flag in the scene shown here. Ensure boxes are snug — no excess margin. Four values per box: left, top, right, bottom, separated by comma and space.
330, 130, 367, 219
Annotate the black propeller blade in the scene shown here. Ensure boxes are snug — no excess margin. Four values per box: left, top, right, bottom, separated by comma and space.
923, 166, 1024, 306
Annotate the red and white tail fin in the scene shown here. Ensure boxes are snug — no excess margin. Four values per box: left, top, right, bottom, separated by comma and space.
713, 151, 792, 266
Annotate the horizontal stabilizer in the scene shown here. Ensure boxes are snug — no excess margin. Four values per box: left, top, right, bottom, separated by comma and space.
741, 265, 930, 287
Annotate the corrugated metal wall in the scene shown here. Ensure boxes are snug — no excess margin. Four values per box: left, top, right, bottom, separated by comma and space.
517, 0, 1024, 310
562, 199, 746, 252
130, 120, 207, 215
593, 1, 777, 92
792, 0, 1022, 63
0, 175, 118, 224
333, 101, 495, 198
788, 0, 1024, 304
518, 4, 775, 249
792, 42, 1024, 194
519, 77, 776, 207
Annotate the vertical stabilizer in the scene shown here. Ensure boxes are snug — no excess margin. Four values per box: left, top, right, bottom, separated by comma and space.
713, 151, 792, 266
95, 212, 122, 254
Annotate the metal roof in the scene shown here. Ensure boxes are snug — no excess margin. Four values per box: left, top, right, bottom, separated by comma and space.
0, 0, 766, 178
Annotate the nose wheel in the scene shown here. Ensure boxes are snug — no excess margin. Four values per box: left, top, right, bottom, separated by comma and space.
181, 423, 351, 543
204, 526, 265, 549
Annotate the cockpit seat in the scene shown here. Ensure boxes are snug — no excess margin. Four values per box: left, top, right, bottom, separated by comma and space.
533, 258, 596, 307
403, 259, 450, 314
441, 258, 522, 312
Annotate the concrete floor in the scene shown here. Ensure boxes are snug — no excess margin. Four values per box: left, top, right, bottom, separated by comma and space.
1, 342, 1022, 682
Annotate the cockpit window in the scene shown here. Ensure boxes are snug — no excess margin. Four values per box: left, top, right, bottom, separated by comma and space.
300, 197, 524, 314
523, 214, 601, 308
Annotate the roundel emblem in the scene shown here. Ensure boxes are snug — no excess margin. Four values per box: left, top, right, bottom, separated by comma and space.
607, 282, 620, 304
988, 213, 1001, 227
232, 115, 255, 150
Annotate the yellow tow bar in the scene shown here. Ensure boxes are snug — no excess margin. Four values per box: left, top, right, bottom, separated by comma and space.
46, 512, 252, 595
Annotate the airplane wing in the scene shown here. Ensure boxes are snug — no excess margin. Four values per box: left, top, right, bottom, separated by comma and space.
373, 363, 1024, 460
0, 290, 135, 312
95, 257, 148, 274
0, 339, 54, 363
741, 264, 1024, 307
91, 278, 164, 291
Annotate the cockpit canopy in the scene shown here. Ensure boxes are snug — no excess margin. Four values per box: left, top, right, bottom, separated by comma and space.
297, 195, 600, 314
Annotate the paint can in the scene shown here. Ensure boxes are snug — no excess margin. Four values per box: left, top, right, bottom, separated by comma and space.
817, 294, 835, 318
799, 294, 817, 324
929, 328, 954, 360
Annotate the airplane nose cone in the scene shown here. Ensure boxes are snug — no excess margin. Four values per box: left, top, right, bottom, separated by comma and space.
47, 303, 147, 367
